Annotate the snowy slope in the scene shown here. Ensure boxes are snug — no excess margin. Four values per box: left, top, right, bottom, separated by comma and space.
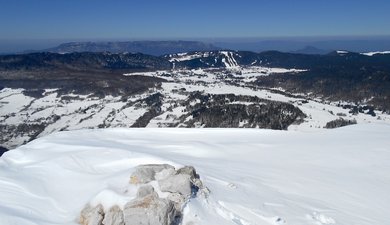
1, 124, 389, 225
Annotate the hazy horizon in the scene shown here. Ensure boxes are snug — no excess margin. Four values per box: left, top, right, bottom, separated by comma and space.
1, 0, 390, 53
1, 35, 390, 54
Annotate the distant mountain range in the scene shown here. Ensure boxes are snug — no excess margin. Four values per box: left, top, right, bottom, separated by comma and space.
2, 37, 390, 55
214, 38, 390, 53
40, 41, 220, 56
25, 41, 333, 55
291, 46, 331, 55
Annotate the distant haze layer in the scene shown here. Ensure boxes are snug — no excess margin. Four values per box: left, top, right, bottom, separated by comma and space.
1, 36, 390, 55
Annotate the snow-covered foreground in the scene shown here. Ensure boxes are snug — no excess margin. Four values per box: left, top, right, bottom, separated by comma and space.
1, 124, 389, 225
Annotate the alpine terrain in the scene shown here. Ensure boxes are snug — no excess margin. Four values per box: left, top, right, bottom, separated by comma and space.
1, 50, 389, 149
0, 44, 390, 225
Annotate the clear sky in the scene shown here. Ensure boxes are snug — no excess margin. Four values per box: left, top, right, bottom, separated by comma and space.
1, 0, 390, 40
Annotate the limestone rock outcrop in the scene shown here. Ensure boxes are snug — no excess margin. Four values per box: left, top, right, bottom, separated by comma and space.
80, 204, 104, 225
79, 164, 207, 225
102, 206, 124, 225
123, 188, 178, 225
130, 164, 175, 184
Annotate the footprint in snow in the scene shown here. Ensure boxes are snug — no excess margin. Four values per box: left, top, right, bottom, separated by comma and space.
227, 183, 237, 189
306, 212, 336, 224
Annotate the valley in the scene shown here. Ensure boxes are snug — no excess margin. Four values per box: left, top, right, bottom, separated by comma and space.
1, 51, 389, 149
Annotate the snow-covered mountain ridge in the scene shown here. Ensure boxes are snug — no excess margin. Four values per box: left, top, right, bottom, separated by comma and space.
0, 124, 389, 225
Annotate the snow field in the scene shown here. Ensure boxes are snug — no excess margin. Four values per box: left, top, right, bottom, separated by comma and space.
0, 124, 389, 224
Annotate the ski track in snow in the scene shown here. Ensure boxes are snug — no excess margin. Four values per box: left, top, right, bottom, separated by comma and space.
0, 124, 389, 225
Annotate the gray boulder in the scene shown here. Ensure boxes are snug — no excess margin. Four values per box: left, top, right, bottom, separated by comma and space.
159, 174, 192, 197
176, 166, 204, 194
79, 204, 104, 225
102, 205, 124, 225
166, 192, 186, 211
80, 164, 207, 225
130, 164, 175, 184
136, 184, 156, 198
123, 191, 178, 225
155, 167, 176, 180
176, 166, 199, 180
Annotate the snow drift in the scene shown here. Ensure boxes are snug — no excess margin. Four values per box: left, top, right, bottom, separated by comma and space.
0, 124, 389, 225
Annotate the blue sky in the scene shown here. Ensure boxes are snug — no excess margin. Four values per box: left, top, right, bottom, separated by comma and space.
1, 0, 390, 40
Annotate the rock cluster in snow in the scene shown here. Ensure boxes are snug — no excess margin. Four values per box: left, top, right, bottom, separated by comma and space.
79, 164, 208, 225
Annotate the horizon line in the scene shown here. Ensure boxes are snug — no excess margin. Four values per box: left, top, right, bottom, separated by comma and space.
2, 34, 390, 42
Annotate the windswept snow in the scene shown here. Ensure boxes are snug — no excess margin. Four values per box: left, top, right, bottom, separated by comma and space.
0, 124, 390, 225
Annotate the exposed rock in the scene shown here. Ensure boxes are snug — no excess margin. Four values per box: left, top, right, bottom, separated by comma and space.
102, 205, 124, 225
80, 204, 104, 225
80, 164, 207, 225
136, 184, 156, 198
123, 190, 178, 225
176, 166, 199, 180
130, 164, 175, 184
192, 178, 204, 191
176, 166, 204, 194
155, 167, 176, 180
0, 146, 8, 157
166, 192, 186, 211
159, 174, 192, 197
